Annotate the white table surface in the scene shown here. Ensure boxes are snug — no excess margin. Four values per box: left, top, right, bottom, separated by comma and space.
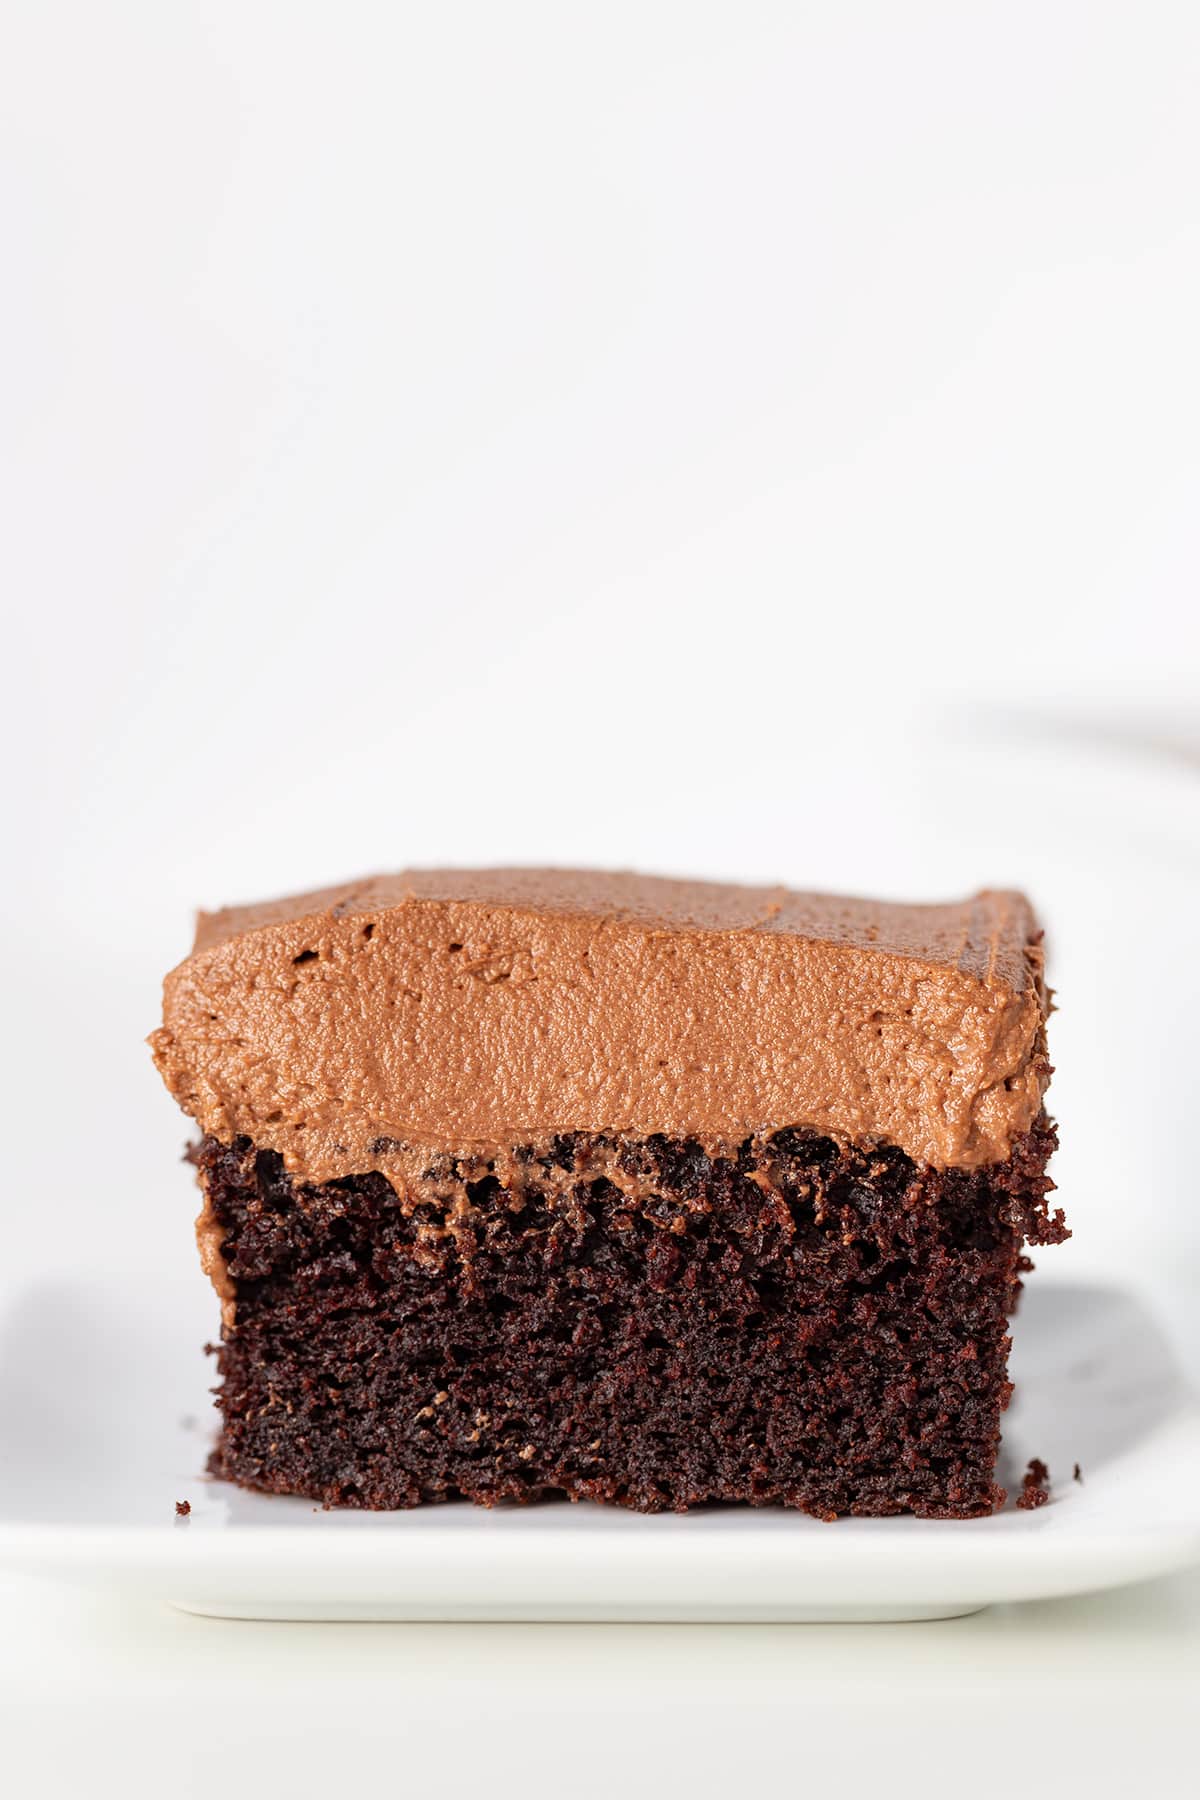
4, 1564, 1197, 1799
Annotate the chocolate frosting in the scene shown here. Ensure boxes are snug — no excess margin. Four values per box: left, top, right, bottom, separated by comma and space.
150, 868, 1051, 1177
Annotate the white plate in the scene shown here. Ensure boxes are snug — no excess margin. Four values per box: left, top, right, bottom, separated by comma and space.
1, 1281, 1197, 1622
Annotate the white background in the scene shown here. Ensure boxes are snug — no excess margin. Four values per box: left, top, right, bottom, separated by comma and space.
1, 3, 1198, 1793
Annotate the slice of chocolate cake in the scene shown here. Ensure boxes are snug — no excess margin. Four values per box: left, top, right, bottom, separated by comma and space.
150, 869, 1066, 1518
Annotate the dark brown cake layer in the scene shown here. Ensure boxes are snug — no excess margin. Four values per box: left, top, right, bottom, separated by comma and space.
194, 1118, 1063, 1519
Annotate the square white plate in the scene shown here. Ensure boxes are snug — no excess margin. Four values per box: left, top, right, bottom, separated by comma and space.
1, 1280, 1197, 1621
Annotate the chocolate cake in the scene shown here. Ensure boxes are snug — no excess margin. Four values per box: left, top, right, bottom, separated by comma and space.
150, 869, 1066, 1518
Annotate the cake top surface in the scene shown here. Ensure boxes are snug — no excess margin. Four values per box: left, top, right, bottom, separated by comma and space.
194, 867, 1033, 989
153, 867, 1051, 1177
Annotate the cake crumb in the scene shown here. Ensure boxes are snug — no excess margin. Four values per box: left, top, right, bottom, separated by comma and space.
1016, 1458, 1051, 1510
174, 1499, 191, 1518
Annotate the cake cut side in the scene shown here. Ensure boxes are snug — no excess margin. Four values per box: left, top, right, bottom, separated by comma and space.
193, 1117, 1063, 1518
152, 869, 1066, 1519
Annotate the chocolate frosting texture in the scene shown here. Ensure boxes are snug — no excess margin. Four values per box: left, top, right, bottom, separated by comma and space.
151, 868, 1051, 1177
